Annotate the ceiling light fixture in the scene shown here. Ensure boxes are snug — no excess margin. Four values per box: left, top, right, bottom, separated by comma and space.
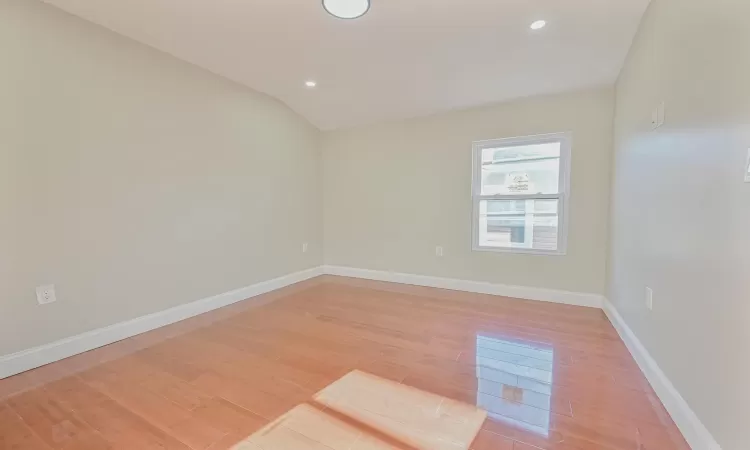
305, 80, 317, 88
530, 20, 547, 30
322, 0, 370, 20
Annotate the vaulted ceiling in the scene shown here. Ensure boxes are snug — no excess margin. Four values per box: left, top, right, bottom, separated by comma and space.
43, 0, 651, 130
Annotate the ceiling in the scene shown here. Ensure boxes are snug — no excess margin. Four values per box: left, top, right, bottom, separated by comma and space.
42, 0, 651, 130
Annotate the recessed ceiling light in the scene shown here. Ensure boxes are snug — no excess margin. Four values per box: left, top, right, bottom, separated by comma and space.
530, 20, 547, 30
323, 0, 370, 20
305, 80, 317, 88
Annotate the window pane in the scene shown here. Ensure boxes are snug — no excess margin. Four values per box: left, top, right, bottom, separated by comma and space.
481, 142, 560, 195
477, 199, 559, 251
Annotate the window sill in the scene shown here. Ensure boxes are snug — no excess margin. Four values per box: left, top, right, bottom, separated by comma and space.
472, 245, 567, 256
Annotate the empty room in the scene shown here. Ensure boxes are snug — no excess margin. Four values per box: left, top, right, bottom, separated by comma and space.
1, 0, 747, 449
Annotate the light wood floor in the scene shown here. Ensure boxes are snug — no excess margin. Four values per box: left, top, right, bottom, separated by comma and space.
0, 276, 689, 450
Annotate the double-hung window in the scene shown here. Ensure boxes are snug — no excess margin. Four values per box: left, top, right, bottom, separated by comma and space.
471, 132, 571, 255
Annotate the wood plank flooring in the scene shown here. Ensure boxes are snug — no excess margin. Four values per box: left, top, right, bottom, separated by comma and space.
0, 275, 690, 450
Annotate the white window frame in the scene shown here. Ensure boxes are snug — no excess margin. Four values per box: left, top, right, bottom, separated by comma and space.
471, 132, 571, 255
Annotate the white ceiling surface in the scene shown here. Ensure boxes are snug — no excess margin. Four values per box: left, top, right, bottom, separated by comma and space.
42, 0, 650, 130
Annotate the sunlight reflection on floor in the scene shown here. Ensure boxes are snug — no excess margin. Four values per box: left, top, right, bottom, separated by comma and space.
231, 370, 486, 450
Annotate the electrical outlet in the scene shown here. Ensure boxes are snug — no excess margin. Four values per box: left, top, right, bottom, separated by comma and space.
645, 287, 653, 311
302, 242, 309, 253
36, 284, 57, 305
435, 246, 444, 257
657, 102, 665, 128
650, 102, 666, 130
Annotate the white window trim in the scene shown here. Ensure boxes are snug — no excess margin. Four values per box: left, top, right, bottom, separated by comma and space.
471, 132, 572, 256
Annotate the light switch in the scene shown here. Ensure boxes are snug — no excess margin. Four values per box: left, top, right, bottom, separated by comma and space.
745, 148, 750, 182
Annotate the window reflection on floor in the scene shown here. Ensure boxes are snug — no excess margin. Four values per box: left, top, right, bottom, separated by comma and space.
474, 335, 554, 437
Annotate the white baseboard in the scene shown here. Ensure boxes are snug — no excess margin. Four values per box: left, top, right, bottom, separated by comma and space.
326, 265, 718, 449
0, 267, 324, 380
323, 265, 604, 308
603, 299, 721, 450
0, 265, 598, 380
0, 263, 717, 450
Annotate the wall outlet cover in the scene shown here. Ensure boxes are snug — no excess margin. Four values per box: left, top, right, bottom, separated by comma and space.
36, 284, 57, 305
651, 102, 665, 130
657, 102, 666, 128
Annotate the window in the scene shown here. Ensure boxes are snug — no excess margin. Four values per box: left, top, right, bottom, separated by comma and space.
471, 132, 571, 254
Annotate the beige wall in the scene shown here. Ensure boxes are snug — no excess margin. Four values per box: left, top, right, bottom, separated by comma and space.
609, 0, 750, 448
0, 0, 322, 356
323, 89, 614, 294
